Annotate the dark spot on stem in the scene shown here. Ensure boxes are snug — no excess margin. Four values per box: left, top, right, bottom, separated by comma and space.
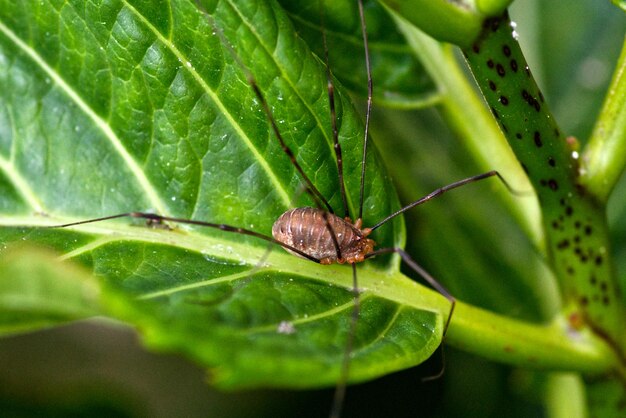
503, 45, 511, 57
551, 220, 559, 229
574, 235, 580, 244
510, 59, 518, 72
496, 63, 506, 77
500, 95, 509, 105
489, 80, 496, 91
557, 239, 570, 249
590, 275, 597, 285
521, 90, 541, 111
580, 296, 588, 306
565, 206, 573, 216
548, 179, 558, 190
472, 43, 480, 53
548, 157, 556, 167
574, 221, 581, 229
584, 225, 593, 236
487, 59, 495, 68
595, 255, 603, 266
566, 266, 575, 275
515, 132, 522, 139
534, 131, 542, 147
602, 296, 610, 306
600, 282, 608, 292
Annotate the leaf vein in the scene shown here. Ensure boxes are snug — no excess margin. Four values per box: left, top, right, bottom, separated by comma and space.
226, 0, 351, 210
120, 0, 292, 209
244, 297, 361, 335
0, 154, 43, 212
0, 18, 168, 216
138, 268, 257, 299
0, 103, 43, 212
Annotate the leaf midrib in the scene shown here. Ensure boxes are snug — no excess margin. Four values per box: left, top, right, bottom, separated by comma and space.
0, 215, 448, 315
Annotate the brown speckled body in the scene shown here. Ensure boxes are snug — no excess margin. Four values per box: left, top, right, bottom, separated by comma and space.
272, 207, 375, 264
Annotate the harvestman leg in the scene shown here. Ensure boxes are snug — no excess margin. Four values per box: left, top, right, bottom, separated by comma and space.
192, 1, 352, 287
358, 170, 520, 383
367, 248, 455, 333
327, 0, 374, 416
365, 170, 518, 333
48, 212, 322, 264
328, 263, 359, 418
369, 170, 515, 231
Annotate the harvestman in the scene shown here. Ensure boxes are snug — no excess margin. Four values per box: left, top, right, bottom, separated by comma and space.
47, 1, 512, 417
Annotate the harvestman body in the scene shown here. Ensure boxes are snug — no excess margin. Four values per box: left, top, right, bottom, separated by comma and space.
45, 1, 514, 417
273, 207, 374, 264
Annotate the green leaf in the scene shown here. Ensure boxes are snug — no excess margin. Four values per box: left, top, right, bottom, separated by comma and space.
0, 248, 101, 336
0, 0, 449, 388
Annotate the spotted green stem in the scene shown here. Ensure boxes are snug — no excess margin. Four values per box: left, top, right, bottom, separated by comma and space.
462, 12, 625, 361
389, 13, 543, 251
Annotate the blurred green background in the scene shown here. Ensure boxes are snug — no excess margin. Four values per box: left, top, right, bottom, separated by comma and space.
1, 0, 624, 417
